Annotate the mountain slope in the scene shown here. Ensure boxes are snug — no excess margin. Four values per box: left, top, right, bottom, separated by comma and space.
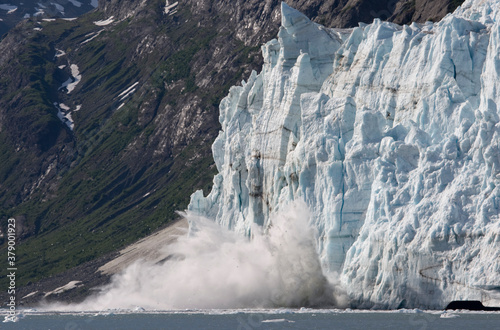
0, 0, 97, 36
0, 0, 463, 304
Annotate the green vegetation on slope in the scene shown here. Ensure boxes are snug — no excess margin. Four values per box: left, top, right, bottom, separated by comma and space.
0, 1, 246, 291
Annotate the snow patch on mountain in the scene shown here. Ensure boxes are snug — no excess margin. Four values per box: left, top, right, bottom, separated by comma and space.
94, 16, 114, 26
22, 291, 38, 299
0, 4, 17, 13
118, 82, 139, 101
33, 8, 44, 16
189, 0, 500, 309
67, 0, 82, 8
54, 102, 80, 130
60, 64, 81, 94
44, 281, 83, 297
165, 1, 178, 15
81, 29, 104, 44
54, 49, 66, 59
53, 3, 65, 14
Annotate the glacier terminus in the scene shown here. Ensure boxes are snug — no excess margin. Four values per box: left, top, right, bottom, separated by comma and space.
189, 0, 500, 309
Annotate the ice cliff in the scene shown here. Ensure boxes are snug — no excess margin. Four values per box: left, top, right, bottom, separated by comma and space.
189, 0, 500, 309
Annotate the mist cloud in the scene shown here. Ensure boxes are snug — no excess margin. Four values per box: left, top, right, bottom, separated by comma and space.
46, 200, 347, 311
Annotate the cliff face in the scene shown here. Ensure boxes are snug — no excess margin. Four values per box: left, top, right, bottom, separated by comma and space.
0, 0, 463, 303
191, 0, 500, 309
289, 0, 463, 27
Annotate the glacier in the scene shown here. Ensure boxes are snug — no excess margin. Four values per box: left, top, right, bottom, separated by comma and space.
189, 0, 500, 309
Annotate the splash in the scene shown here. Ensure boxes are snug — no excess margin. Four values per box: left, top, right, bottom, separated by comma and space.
47, 200, 347, 311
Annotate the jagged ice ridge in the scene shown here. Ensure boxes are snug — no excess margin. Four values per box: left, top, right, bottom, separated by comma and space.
189, 0, 500, 309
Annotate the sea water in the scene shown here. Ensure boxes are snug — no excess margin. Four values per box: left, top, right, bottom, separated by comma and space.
2, 309, 500, 329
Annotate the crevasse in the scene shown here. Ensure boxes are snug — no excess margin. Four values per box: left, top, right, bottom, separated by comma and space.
189, 0, 500, 309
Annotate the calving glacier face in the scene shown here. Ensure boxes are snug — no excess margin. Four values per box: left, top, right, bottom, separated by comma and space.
189, 0, 500, 309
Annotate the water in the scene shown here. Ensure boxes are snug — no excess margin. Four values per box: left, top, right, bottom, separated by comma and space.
2, 309, 500, 329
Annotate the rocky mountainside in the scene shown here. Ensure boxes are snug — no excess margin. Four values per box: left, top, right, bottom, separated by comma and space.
0, 0, 463, 304
0, 0, 97, 36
